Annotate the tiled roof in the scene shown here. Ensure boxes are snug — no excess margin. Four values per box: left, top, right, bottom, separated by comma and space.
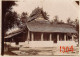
4, 29, 23, 38
27, 20, 77, 33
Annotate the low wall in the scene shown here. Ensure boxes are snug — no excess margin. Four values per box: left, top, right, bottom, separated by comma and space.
57, 41, 76, 46
24, 41, 53, 47
24, 41, 76, 47
6, 41, 76, 47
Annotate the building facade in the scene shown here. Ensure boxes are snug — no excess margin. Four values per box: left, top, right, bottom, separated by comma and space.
24, 20, 77, 47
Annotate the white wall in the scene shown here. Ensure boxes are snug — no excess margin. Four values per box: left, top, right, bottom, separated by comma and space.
29, 41, 53, 47
57, 41, 76, 46
22, 41, 77, 47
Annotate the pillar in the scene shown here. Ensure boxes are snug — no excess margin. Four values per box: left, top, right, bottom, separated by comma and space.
49, 33, 52, 41
57, 34, 59, 41
27, 30, 30, 44
72, 34, 74, 41
64, 34, 66, 41
31, 32, 34, 41
41, 33, 43, 41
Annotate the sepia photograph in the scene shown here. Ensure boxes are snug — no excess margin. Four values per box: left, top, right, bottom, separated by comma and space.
2, 0, 79, 56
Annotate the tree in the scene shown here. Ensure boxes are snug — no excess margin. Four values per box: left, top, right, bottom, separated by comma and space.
19, 12, 28, 29
53, 16, 59, 24
67, 17, 71, 23
21, 12, 28, 23
4, 11, 19, 31
67, 17, 73, 25
74, 19, 79, 34
67, 18, 79, 44
73, 18, 79, 45
2, 1, 16, 17
2, 1, 16, 55
59, 20, 64, 24
2, 1, 16, 33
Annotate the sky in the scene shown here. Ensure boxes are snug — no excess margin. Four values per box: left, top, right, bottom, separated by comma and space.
12, 0, 79, 22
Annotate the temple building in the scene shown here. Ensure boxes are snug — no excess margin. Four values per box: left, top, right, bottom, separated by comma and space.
4, 7, 78, 47
23, 7, 77, 47
24, 19, 77, 47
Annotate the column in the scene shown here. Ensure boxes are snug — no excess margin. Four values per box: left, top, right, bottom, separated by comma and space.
27, 30, 30, 44
57, 34, 59, 41
31, 32, 34, 41
12, 38, 13, 42
49, 33, 52, 41
72, 34, 74, 41
64, 34, 66, 41
41, 33, 43, 41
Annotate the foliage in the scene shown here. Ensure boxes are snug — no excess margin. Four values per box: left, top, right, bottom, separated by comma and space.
53, 16, 59, 23
19, 12, 28, 29
21, 12, 28, 23
74, 19, 79, 34
2, 1, 16, 33
2, 1, 16, 16
67, 17, 73, 25
66, 18, 79, 37
4, 11, 19, 30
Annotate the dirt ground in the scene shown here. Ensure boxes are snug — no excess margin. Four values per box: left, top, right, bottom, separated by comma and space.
4, 46, 79, 56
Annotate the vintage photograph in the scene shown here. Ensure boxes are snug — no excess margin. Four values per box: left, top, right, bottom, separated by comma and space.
2, 0, 79, 56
